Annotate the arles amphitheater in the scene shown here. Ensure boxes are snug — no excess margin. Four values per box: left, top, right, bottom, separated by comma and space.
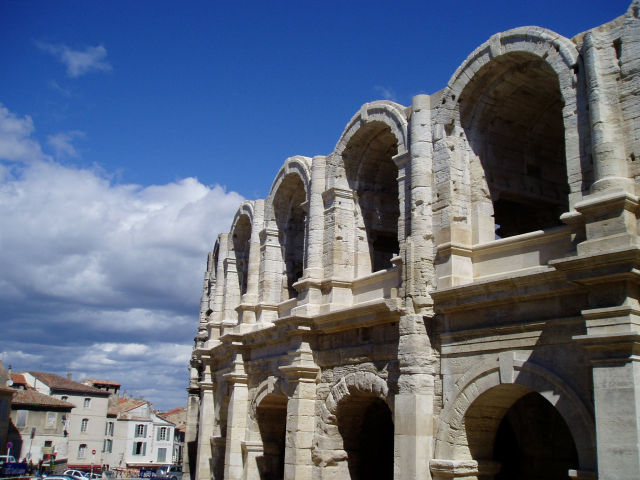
185, 4, 640, 480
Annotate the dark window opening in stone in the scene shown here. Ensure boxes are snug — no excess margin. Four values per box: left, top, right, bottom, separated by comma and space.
272, 174, 306, 299
493, 392, 579, 480
256, 396, 287, 480
343, 122, 400, 272
233, 214, 251, 296
337, 396, 394, 480
460, 52, 569, 238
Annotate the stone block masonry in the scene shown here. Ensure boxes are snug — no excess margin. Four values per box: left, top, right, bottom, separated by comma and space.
184, 3, 640, 479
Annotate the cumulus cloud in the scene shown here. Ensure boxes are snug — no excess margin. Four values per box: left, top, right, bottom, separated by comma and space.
36, 42, 112, 78
0, 103, 243, 410
0, 104, 47, 163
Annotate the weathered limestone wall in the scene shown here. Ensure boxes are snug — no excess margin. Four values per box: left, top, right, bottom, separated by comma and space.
184, 4, 640, 480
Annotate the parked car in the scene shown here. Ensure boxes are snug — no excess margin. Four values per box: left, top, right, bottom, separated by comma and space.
42, 476, 78, 480
0, 456, 16, 465
155, 465, 181, 480
64, 470, 89, 480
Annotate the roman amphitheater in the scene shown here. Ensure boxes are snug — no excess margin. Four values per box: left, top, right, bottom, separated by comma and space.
185, 4, 640, 479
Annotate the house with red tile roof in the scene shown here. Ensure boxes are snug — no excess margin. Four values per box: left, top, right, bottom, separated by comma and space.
6, 388, 74, 464
19, 372, 110, 469
102, 396, 176, 471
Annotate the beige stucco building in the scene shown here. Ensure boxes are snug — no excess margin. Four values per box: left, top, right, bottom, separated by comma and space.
186, 4, 640, 480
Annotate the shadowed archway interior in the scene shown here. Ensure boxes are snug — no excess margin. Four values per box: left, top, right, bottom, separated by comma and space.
336, 395, 394, 480
460, 51, 569, 238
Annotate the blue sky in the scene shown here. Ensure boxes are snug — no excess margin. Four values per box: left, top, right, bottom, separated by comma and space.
0, 0, 631, 411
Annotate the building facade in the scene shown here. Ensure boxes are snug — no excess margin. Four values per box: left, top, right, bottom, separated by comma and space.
186, 4, 640, 480
20, 372, 111, 468
107, 399, 176, 471
7, 388, 74, 463
0, 361, 15, 457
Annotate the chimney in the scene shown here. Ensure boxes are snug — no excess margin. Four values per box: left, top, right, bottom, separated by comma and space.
66, 372, 72, 380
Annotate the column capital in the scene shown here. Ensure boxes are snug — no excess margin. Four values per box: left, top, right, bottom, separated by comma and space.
279, 364, 319, 383
223, 371, 248, 385
198, 380, 215, 391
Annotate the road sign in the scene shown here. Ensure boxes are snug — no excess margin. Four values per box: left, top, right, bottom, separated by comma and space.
6, 442, 12, 449
92, 449, 96, 455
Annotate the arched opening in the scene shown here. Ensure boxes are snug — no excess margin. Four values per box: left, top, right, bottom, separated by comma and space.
232, 214, 251, 296
336, 395, 394, 480
464, 385, 579, 479
272, 174, 306, 299
255, 395, 287, 480
460, 52, 569, 239
343, 122, 399, 272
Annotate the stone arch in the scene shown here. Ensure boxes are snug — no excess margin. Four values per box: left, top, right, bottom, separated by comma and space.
334, 101, 409, 161
434, 27, 583, 244
249, 375, 288, 420
263, 156, 312, 302
437, 27, 578, 129
248, 376, 288, 480
330, 101, 409, 274
323, 371, 391, 423
229, 201, 254, 296
317, 371, 394, 479
434, 356, 596, 472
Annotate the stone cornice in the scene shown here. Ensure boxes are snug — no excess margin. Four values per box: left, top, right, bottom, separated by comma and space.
432, 267, 576, 313
550, 246, 640, 285
573, 332, 640, 363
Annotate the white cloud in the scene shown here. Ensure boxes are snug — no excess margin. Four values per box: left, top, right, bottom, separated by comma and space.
37, 42, 112, 78
373, 85, 398, 102
0, 104, 48, 163
0, 103, 243, 410
47, 130, 84, 158
48, 80, 72, 98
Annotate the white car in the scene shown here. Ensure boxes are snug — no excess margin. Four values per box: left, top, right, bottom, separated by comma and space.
0, 455, 17, 464
64, 470, 89, 480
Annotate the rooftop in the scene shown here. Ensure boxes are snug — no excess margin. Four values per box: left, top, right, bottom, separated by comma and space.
11, 389, 75, 409
26, 371, 110, 396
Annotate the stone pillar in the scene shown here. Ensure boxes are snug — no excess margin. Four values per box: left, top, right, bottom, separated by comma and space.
199, 251, 215, 332
395, 314, 436, 480
293, 156, 326, 315
407, 94, 435, 309
223, 348, 249, 480
195, 358, 215, 480
238, 200, 265, 326
575, 328, 640, 479
208, 235, 228, 342
256, 227, 282, 323
222, 257, 240, 332
280, 332, 319, 480
305, 155, 326, 280
240, 441, 263, 480
583, 31, 630, 194
321, 187, 355, 307
573, 31, 639, 256
183, 390, 201, 480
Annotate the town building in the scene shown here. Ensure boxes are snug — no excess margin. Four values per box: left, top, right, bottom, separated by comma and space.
160, 407, 186, 465
0, 361, 15, 457
186, 3, 640, 480
6, 385, 74, 464
107, 398, 176, 472
19, 372, 110, 469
